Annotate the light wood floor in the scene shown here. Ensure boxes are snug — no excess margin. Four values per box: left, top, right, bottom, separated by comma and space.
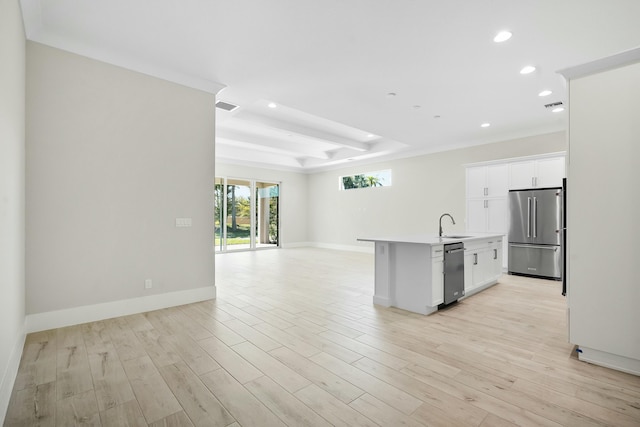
5, 248, 640, 426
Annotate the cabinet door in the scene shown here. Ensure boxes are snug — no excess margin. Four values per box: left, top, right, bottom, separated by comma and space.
536, 157, 565, 188
464, 251, 475, 292
466, 199, 486, 232
502, 239, 508, 270
479, 248, 495, 285
431, 257, 444, 306
486, 164, 509, 197
509, 161, 536, 189
491, 243, 503, 277
486, 198, 508, 233
471, 250, 485, 287
466, 166, 487, 198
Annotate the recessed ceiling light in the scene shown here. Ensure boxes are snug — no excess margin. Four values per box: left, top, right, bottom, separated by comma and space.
481, 123, 491, 128
520, 65, 536, 74
367, 134, 375, 138
268, 102, 277, 108
493, 30, 512, 43
538, 90, 552, 97
552, 107, 565, 113
433, 115, 441, 119
413, 105, 421, 109
387, 92, 397, 97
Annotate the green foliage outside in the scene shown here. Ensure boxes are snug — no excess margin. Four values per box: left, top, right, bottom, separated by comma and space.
214, 183, 279, 248
215, 224, 250, 245
268, 195, 279, 244
342, 174, 383, 189
215, 184, 250, 247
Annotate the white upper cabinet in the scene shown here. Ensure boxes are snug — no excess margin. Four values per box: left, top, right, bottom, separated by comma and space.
486, 198, 508, 233
486, 164, 510, 196
509, 156, 565, 189
466, 167, 487, 198
466, 199, 487, 232
466, 164, 508, 199
508, 161, 536, 189
466, 163, 508, 234
466, 198, 508, 234
536, 157, 566, 188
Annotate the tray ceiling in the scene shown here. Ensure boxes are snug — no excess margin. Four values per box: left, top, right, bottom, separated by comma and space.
20, 0, 640, 172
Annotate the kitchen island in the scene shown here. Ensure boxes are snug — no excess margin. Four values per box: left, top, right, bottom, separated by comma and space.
358, 233, 504, 315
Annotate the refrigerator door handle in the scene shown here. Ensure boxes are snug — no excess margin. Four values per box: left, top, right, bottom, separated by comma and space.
510, 244, 558, 251
533, 197, 538, 238
527, 197, 531, 238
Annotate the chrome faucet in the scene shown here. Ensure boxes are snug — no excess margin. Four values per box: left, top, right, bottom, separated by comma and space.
439, 213, 455, 237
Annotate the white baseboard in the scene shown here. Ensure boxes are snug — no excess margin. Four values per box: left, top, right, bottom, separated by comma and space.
25, 286, 216, 333
308, 242, 375, 254
281, 241, 314, 248
461, 279, 499, 300
578, 346, 640, 376
0, 330, 26, 425
372, 295, 391, 307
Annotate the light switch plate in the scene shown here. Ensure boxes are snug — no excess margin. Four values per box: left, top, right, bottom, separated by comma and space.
144, 279, 152, 289
175, 218, 192, 227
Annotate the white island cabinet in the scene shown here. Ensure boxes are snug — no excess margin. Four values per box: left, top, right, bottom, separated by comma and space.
358, 234, 504, 315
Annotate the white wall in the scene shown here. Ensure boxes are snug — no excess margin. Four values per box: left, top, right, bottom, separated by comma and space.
0, 0, 26, 422
215, 163, 308, 246
308, 132, 566, 250
25, 42, 217, 327
567, 58, 640, 373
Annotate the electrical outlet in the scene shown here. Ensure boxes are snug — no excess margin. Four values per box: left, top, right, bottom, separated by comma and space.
175, 218, 192, 227
145, 279, 152, 289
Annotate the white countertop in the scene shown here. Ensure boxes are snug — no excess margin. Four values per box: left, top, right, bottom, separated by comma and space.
357, 232, 505, 246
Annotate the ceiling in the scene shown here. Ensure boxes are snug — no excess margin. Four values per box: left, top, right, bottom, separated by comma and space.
20, 0, 640, 172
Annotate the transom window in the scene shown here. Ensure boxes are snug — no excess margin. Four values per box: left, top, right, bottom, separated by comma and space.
339, 169, 392, 190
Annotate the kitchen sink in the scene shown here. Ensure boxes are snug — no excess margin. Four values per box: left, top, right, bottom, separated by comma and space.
442, 235, 471, 239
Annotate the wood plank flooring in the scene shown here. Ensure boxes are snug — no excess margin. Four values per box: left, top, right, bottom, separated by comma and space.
5, 247, 640, 426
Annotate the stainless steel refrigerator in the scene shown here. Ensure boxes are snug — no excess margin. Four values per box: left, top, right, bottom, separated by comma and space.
508, 187, 563, 280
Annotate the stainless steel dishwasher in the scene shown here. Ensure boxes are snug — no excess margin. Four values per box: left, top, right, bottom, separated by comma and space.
443, 242, 465, 305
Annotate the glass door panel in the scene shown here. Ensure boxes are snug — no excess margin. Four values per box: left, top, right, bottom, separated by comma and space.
214, 177, 280, 252
214, 177, 224, 252
255, 182, 279, 248
226, 179, 252, 251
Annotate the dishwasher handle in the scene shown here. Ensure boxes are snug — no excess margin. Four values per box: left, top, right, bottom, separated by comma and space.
445, 248, 465, 254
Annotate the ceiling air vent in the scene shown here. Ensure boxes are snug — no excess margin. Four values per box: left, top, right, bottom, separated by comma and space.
544, 101, 563, 109
215, 100, 239, 112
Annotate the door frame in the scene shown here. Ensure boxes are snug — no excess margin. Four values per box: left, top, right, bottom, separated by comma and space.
215, 176, 281, 253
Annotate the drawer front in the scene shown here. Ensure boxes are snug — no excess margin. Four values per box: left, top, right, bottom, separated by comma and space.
508, 244, 561, 279
431, 245, 444, 257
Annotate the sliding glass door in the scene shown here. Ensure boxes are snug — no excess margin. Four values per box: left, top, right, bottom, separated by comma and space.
255, 182, 279, 248
215, 177, 280, 252
225, 179, 252, 251
214, 178, 224, 252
